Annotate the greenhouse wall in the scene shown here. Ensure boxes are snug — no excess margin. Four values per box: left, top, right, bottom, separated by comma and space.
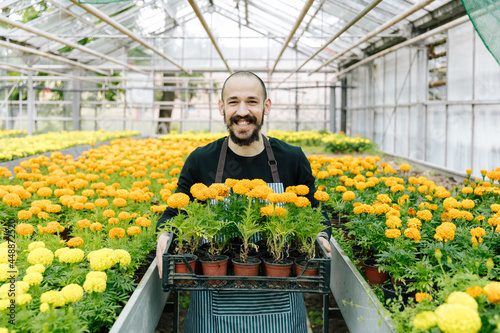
345, 21, 500, 176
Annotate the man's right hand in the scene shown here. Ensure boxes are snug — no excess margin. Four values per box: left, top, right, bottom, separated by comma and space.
156, 232, 171, 278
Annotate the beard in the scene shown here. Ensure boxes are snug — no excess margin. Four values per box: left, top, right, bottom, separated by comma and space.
225, 112, 264, 147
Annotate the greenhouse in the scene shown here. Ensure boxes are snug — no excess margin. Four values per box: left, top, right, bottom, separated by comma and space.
1, 0, 500, 332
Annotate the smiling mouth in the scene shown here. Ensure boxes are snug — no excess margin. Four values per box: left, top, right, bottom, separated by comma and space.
230, 116, 256, 127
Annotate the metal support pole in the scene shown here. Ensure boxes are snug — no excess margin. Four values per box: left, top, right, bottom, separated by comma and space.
173, 291, 179, 333
341, 79, 348, 133
27, 69, 34, 136
72, 70, 81, 131
330, 85, 336, 133
323, 293, 329, 333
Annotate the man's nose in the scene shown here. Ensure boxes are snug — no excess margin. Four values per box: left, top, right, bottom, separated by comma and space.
235, 102, 249, 116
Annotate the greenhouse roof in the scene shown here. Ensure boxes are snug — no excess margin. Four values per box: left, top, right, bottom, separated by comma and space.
0, 0, 464, 79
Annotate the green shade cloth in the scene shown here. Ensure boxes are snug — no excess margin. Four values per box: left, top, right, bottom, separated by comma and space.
78, 0, 131, 3
461, 0, 500, 65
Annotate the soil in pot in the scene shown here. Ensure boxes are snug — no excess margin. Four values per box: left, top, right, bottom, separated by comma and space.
382, 283, 416, 310
363, 258, 389, 284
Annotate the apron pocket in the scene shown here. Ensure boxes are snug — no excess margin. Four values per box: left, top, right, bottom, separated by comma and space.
212, 290, 291, 316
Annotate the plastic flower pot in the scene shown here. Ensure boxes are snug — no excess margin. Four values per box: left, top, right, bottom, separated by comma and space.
263, 258, 292, 288
363, 258, 389, 284
232, 257, 261, 277
295, 259, 319, 288
381, 283, 416, 310
174, 254, 198, 287
200, 255, 229, 287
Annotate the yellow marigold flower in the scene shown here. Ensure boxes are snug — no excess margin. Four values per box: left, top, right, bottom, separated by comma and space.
0, 301, 10, 311
107, 217, 119, 225
40, 290, 66, 307
118, 211, 131, 220
167, 193, 190, 209
491, 204, 500, 213
127, 226, 142, 236
115, 249, 131, 267
61, 284, 83, 303
274, 207, 287, 216
101, 209, 114, 218
0, 248, 16, 264
447, 291, 478, 310
109, 227, 126, 239
407, 218, 422, 229
386, 216, 402, 228
224, 178, 238, 188
335, 185, 346, 192
27, 247, 54, 266
40, 302, 50, 312
90, 222, 103, 231
314, 190, 329, 202
466, 286, 483, 298
399, 163, 411, 172
461, 199, 475, 209
77, 219, 91, 229
483, 281, 500, 303
266, 193, 281, 203
136, 217, 151, 227
377, 194, 392, 204
86, 271, 107, 281
29, 206, 42, 215
404, 227, 421, 242
435, 303, 481, 333
59, 248, 85, 264
407, 207, 416, 216
83, 277, 106, 293
294, 185, 309, 196
416, 209, 433, 221
2, 193, 22, 207
260, 205, 274, 217
279, 192, 298, 204
27, 241, 45, 252
46, 204, 61, 213
413, 311, 437, 330
415, 292, 432, 302
434, 222, 456, 242
374, 203, 391, 215
67, 237, 84, 248
294, 197, 310, 208
94, 198, 109, 208
16, 293, 32, 305
317, 185, 326, 191
15, 223, 34, 236
88, 248, 118, 271
385, 228, 401, 239
54, 247, 70, 258
0, 264, 18, 281
26, 264, 45, 274
209, 183, 230, 197
23, 272, 43, 286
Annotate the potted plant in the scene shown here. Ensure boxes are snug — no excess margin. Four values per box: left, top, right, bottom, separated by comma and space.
231, 200, 263, 276
199, 217, 231, 278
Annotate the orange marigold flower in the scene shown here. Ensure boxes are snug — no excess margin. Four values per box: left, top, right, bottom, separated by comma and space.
29, 206, 42, 215
103, 209, 115, 218
415, 292, 432, 302
36, 187, 53, 197
38, 212, 49, 219
78, 219, 91, 229
342, 191, 355, 201
466, 286, 483, 298
108, 218, 120, 225
434, 222, 456, 242
491, 204, 500, 213
112, 198, 127, 208
416, 209, 433, 221
404, 227, 421, 242
95, 199, 109, 208
67, 237, 84, 247
314, 191, 329, 202
224, 178, 238, 188
399, 163, 411, 172
260, 204, 274, 217
127, 226, 142, 236
89, 222, 103, 231
46, 204, 62, 213
118, 212, 131, 220
209, 183, 230, 197
279, 192, 298, 204
16, 223, 34, 236
461, 199, 475, 209
109, 227, 126, 239
167, 193, 190, 209
266, 193, 282, 203
82, 189, 94, 197
3, 193, 22, 207
335, 186, 346, 192
483, 282, 500, 303
72, 202, 84, 210
317, 185, 326, 191
407, 218, 422, 229
294, 197, 310, 208
18, 210, 33, 220
295, 185, 309, 196
135, 217, 151, 227
232, 184, 249, 195
385, 229, 401, 239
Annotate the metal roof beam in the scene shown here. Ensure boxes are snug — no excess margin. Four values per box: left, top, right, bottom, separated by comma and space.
279, 0, 383, 85
334, 15, 469, 79
69, 0, 190, 74
0, 39, 109, 75
187, 0, 231, 74
0, 15, 144, 74
270, 0, 314, 74
0, 61, 102, 83
310, 0, 436, 74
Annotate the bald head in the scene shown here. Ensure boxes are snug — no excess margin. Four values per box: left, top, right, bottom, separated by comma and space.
220, 71, 267, 102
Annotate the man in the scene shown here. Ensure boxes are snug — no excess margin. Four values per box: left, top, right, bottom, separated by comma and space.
156, 71, 331, 332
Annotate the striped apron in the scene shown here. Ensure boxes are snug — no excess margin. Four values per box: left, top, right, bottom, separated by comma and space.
183, 136, 307, 333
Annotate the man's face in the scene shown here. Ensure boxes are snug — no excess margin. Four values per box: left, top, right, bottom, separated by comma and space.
219, 76, 270, 146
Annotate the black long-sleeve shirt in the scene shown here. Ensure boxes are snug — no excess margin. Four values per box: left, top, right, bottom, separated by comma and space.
156, 136, 331, 237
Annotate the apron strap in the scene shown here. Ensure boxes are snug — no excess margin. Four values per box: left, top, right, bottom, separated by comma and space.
215, 135, 281, 184
262, 135, 280, 183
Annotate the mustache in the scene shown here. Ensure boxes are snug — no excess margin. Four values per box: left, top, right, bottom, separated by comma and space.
229, 115, 258, 125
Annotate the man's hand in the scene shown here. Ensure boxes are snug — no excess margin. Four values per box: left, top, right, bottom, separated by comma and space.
317, 236, 331, 257
156, 232, 171, 278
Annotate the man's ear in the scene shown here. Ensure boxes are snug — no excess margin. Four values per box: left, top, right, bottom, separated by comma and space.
264, 98, 271, 116
218, 99, 224, 116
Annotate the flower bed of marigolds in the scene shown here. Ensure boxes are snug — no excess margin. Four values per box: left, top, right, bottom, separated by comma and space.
0, 136, 212, 332
309, 154, 500, 333
1, 130, 499, 333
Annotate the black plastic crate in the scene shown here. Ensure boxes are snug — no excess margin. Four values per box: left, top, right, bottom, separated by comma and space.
162, 239, 331, 294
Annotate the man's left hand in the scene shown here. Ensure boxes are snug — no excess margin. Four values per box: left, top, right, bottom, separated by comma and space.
317, 236, 331, 257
